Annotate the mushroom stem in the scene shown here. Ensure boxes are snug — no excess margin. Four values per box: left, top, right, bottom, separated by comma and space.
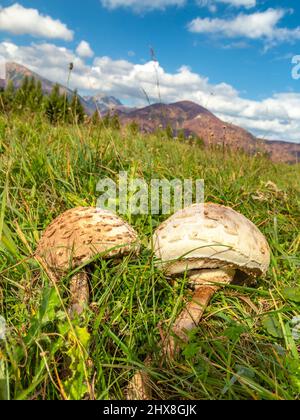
165, 268, 235, 357
126, 268, 235, 400
69, 271, 89, 316
126, 355, 153, 400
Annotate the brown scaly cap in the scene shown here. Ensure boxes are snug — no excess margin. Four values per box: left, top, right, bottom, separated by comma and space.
36, 207, 140, 271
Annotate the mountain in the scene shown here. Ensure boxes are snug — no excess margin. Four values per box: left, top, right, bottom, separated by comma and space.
5, 62, 123, 114
118, 101, 257, 151
6, 62, 72, 96
83, 94, 122, 114
263, 140, 300, 164
117, 101, 300, 164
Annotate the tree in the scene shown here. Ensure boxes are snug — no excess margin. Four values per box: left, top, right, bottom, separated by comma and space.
31, 80, 44, 112
177, 129, 186, 141
102, 111, 111, 128
110, 113, 121, 130
91, 110, 102, 126
165, 124, 173, 140
69, 90, 85, 124
2, 80, 15, 112
45, 84, 66, 124
15, 76, 30, 110
127, 121, 140, 135
26, 77, 43, 112
0, 77, 46, 115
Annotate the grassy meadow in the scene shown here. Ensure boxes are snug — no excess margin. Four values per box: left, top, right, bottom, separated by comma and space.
0, 113, 299, 400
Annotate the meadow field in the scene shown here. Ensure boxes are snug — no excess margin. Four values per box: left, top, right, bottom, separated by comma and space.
0, 114, 299, 400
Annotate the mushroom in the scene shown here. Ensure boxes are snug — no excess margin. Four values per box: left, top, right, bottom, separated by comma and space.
154, 202, 270, 355
36, 207, 140, 315
126, 202, 270, 399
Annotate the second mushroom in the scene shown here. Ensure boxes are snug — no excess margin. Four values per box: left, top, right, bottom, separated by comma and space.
154, 202, 271, 356
126, 202, 270, 399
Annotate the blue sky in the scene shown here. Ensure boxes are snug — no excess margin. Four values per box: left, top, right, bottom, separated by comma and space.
0, 0, 300, 142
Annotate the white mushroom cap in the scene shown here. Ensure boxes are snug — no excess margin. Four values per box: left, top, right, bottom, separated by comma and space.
36, 207, 140, 271
153, 203, 270, 278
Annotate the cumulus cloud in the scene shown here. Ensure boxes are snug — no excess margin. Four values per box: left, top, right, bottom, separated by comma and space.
0, 40, 299, 143
0, 3, 73, 41
76, 41, 94, 58
197, 0, 256, 9
188, 8, 300, 43
100, 0, 186, 12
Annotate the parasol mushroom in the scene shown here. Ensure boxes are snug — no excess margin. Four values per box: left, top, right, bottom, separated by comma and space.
36, 207, 140, 315
154, 202, 270, 355
127, 202, 270, 399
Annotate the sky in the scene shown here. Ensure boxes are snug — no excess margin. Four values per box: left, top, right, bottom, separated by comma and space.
0, 1, 300, 142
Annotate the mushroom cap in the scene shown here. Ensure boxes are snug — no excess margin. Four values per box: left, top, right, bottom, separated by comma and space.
36, 207, 140, 271
153, 203, 270, 277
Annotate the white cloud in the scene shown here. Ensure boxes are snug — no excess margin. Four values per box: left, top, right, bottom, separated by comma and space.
217, 0, 256, 7
0, 3, 73, 41
0, 40, 299, 143
100, 0, 185, 12
197, 0, 256, 9
76, 41, 94, 58
188, 8, 300, 43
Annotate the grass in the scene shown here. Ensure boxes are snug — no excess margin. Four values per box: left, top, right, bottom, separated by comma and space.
0, 113, 299, 400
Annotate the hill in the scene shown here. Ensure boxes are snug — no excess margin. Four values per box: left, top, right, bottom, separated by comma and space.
118, 101, 300, 163
263, 140, 300, 164
118, 100, 257, 151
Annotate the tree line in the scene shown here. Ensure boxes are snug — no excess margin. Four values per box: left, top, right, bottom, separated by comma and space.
0, 76, 123, 129
0, 76, 204, 144
0, 76, 87, 124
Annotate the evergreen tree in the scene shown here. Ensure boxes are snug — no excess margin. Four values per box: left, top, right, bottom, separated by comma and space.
28, 77, 35, 93
102, 111, 111, 128
0, 77, 46, 114
26, 77, 39, 111
165, 124, 173, 140
177, 128, 186, 141
127, 120, 140, 135
69, 90, 85, 124
45, 84, 66, 124
15, 76, 30, 110
111, 113, 121, 130
91, 110, 102, 126
2, 80, 15, 112
31, 80, 44, 112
